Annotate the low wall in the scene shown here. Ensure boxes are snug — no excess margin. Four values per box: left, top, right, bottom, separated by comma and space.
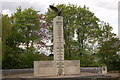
81, 67, 101, 73
80, 66, 107, 74
2, 66, 107, 76
2, 69, 33, 76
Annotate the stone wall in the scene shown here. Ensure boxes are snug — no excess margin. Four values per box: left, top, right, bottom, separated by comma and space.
34, 60, 80, 76
80, 66, 107, 74
80, 67, 102, 73
2, 66, 107, 77
34, 61, 57, 76
2, 69, 33, 76
64, 60, 80, 75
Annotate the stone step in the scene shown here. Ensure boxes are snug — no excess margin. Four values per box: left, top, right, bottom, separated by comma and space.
81, 75, 112, 78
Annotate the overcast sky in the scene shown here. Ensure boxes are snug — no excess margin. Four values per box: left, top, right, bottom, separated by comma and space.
1, 0, 119, 35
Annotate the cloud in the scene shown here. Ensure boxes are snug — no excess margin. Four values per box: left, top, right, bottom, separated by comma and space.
83, 0, 119, 35
83, 0, 118, 17
2, 9, 12, 16
86, 0, 119, 10
1, 0, 119, 35
2, 2, 46, 13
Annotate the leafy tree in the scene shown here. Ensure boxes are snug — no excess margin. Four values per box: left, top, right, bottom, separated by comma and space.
97, 21, 116, 45
2, 7, 53, 69
75, 5, 100, 56
97, 37, 120, 70
35, 14, 50, 53
46, 4, 100, 59
95, 22, 120, 70
2, 15, 12, 59
45, 4, 117, 67
2, 7, 42, 69
10, 7, 40, 53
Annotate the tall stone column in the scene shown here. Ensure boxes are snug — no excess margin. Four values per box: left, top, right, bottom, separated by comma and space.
53, 16, 64, 75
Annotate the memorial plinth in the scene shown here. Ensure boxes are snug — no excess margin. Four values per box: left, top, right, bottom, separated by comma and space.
34, 16, 80, 77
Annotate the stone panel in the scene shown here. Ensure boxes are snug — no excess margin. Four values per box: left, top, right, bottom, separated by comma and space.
34, 60, 80, 76
34, 61, 57, 76
64, 60, 80, 75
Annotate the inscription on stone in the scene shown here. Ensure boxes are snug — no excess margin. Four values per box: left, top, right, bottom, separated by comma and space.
39, 63, 53, 67
53, 16, 64, 75
65, 61, 79, 66
56, 21, 63, 26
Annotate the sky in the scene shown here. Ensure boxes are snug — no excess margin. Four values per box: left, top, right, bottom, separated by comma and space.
1, 0, 120, 35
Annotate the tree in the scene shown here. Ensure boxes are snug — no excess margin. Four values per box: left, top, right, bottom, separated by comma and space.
2, 7, 54, 69
35, 14, 50, 53
46, 4, 100, 59
95, 22, 120, 70
9, 7, 40, 53
2, 15, 21, 69
97, 21, 116, 45
97, 37, 120, 70
2, 15, 12, 59
45, 4, 117, 67
2, 7, 42, 69
75, 5, 100, 56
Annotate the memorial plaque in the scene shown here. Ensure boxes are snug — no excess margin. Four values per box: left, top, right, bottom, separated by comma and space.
64, 60, 80, 75
34, 61, 57, 76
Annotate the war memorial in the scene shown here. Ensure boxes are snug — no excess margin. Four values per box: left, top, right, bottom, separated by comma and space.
34, 5, 80, 76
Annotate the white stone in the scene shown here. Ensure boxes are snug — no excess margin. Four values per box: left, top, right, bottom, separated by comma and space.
64, 60, 80, 75
101, 66, 107, 74
53, 16, 64, 61
34, 60, 80, 76
53, 16, 64, 75
34, 61, 57, 76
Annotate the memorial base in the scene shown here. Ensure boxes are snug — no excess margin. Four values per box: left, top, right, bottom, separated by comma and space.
34, 60, 80, 76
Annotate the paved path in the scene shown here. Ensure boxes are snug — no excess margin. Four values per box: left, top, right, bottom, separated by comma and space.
2, 72, 120, 78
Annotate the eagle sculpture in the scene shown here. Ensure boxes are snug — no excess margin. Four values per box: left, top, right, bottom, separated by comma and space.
49, 5, 63, 16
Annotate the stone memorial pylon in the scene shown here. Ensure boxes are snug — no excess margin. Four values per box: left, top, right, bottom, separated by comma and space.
53, 16, 64, 75
34, 5, 80, 77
